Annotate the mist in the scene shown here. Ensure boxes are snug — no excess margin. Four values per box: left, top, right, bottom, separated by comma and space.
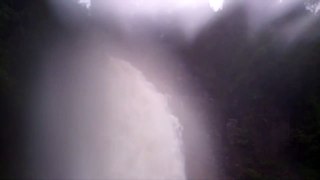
1, 0, 320, 179
27, 0, 320, 179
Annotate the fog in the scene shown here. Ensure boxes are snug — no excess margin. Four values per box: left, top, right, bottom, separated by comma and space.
30, 29, 214, 178
33, 55, 189, 179
24, 0, 319, 179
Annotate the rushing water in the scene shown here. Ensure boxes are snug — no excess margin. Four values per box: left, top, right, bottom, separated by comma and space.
32, 56, 187, 179
89, 58, 186, 179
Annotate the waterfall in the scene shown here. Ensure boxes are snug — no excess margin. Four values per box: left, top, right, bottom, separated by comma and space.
92, 58, 186, 179
32, 57, 186, 179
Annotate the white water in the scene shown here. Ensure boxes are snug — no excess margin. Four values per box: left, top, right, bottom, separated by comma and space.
32, 56, 186, 179
77, 58, 186, 179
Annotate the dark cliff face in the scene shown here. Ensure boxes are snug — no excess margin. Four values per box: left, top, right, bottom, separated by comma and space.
176, 3, 320, 178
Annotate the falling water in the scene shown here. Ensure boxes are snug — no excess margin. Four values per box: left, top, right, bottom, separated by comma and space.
31, 54, 188, 179
85, 58, 186, 179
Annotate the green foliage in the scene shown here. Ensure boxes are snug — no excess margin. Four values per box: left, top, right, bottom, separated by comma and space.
0, 3, 13, 93
299, 166, 320, 180
242, 168, 264, 180
305, 0, 320, 14
231, 127, 251, 147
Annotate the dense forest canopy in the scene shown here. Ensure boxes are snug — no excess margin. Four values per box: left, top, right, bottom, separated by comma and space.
1, 0, 320, 179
